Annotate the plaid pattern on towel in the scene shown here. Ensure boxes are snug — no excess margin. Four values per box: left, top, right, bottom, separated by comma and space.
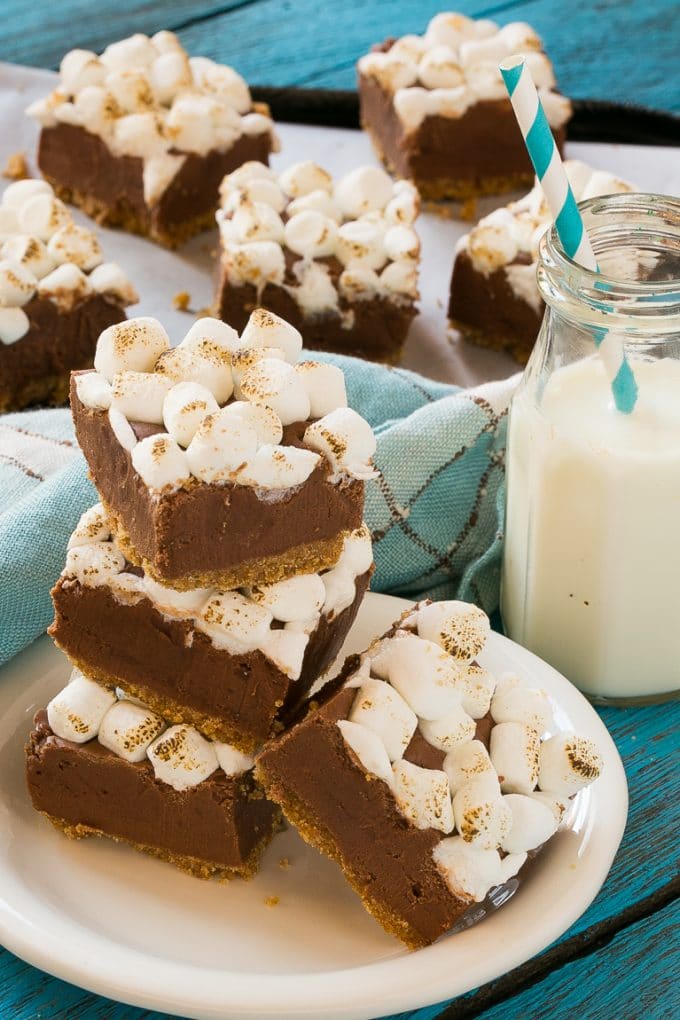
0, 354, 518, 666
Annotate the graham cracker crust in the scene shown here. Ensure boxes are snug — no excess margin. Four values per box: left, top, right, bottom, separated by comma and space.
46, 177, 215, 250
448, 317, 533, 365
256, 762, 438, 950
103, 498, 349, 591
42, 807, 283, 881
0, 371, 70, 414
54, 646, 275, 754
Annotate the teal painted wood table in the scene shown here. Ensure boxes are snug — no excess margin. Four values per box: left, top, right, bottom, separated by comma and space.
1, 2, 679, 1018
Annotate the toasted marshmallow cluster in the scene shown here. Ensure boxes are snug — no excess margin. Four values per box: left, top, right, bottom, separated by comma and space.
64, 503, 373, 678
338, 600, 603, 905
217, 161, 420, 316
46, 668, 254, 792
358, 13, 571, 133
460, 161, 636, 307
27, 33, 278, 206
0, 180, 137, 345
76, 310, 376, 494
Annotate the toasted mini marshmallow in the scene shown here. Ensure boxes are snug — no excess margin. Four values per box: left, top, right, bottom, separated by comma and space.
284, 210, 338, 259
334, 166, 393, 219
259, 628, 309, 680
239, 358, 310, 425
222, 240, 286, 288
17, 193, 72, 241
303, 407, 376, 480
151, 50, 192, 104
155, 344, 233, 404
452, 773, 510, 849
219, 399, 284, 446
358, 52, 418, 92
338, 266, 381, 300
294, 361, 347, 419
98, 699, 165, 763
383, 224, 420, 262
239, 443, 320, 490
392, 758, 454, 833
499, 21, 542, 52
37, 263, 92, 307
384, 182, 420, 226
538, 734, 604, 796
185, 408, 258, 483
74, 371, 112, 410
393, 86, 430, 132
279, 161, 333, 198
336, 220, 387, 271
147, 725, 219, 791
349, 678, 418, 761
416, 600, 490, 662
418, 46, 464, 90
490, 679, 553, 733
230, 198, 285, 245
108, 408, 137, 451
433, 836, 505, 903
214, 742, 255, 776
490, 722, 540, 795
455, 662, 496, 718
189, 56, 251, 112
2, 178, 53, 210
425, 11, 476, 48
142, 575, 212, 616
380, 633, 462, 721
197, 590, 273, 653
0, 258, 36, 307
287, 189, 342, 223
240, 308, 303, 364
101, 33, 157, 71
47, 676, 116, 743
530, 790, 571, 824
249, 573, 325, 623
419, 702, 477, 753
501, 793, 558, 854
67, 503, 110, 549
320, 565, 356, 618
131, 432, 191, 490
86, 262, 138, 304
179, 317, 242, 357
443, 739, 495, 794
162, 381, 220, 448
0, 304, 30, 344
64, 540, 125, 584
230, 176, 286, 213
110, 370, 174, 425
337, 719, 394, 787
2, 235, 55, 280
46, 222, 102, 272
337, 523, 374, 576
94, 317, 170, 382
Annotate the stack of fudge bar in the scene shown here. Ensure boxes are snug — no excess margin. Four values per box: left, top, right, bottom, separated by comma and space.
27, 309, 376, 878
0, 178, 136, 412
215, 160, 421, 362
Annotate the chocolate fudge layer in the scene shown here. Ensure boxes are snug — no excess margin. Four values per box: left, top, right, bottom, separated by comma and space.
27, 710, 281, 879
217, 278, 416, 363
0, 295, 126, 413
71, 380, 365, 591
39, 124, 272, 249
50, 569, 371, 753
448, 250, 542, 363
258, 679, 470, 947
359, 75, 566, 201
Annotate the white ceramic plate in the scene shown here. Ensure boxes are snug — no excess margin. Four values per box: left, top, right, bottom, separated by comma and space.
0, 592, 627, 1020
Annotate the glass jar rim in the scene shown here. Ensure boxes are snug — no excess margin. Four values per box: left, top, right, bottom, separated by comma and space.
538, 192, 680, 329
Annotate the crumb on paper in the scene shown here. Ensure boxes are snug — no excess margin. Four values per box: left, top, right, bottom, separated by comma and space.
196, 306, 213, 319
3, 151, 29, 180
173, 290, 191, 312
264, 895, 280, 908
459, 197, 478, 222
436, 298, 443, 309
278, 857, 291, 870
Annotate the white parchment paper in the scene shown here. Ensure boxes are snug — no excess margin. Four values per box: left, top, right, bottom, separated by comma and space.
1, 61, 679, 386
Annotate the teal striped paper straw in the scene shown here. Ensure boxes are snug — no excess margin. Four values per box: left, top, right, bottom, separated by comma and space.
500, 55, 638, 414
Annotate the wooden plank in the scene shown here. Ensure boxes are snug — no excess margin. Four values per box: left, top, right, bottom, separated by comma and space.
1, 0, 678, 112
1, 699, 678, 1018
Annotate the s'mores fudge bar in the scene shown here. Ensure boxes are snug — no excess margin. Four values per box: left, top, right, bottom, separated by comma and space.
50, 504, 373, 752
28, 33, 277, 248
449, 162, 636, 362
215, 162, 420, 362
0, 180, 136, 412
258, 600, 603, 948
27, 673, 281, 878
71, 311, 374, 591
358, 13, 571, 201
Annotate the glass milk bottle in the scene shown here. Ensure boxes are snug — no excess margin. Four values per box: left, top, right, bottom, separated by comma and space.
502, 194, 680, 704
